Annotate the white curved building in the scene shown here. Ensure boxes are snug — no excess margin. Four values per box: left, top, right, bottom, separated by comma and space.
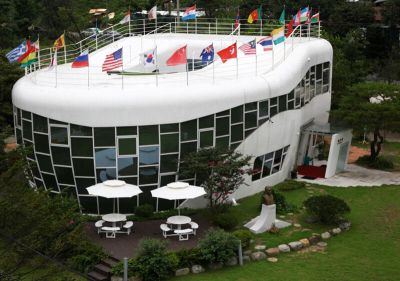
12, 20, 333, 214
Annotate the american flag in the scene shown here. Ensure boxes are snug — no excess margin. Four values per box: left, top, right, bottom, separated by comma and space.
239, 39, 256, 55
257, 36, 273, 51
102, 48, 123, 72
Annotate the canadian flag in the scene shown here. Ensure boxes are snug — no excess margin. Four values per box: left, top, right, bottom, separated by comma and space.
166, 45, 187, 66
217, 42, 237, 63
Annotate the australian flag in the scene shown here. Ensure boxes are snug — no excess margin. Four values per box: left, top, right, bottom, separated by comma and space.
200, 44, 214, 64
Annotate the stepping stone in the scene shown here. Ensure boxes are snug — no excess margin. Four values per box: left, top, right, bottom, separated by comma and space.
267, 257, 278, 263
278, 244, 290, 253
321, 232, 331, 240
251, 251, 266, 261
299, 238, 310, 247
317, 241, 328, 248
265, 247, 280, 257
254, 245, 266, 251
331, 228, 341, 235
288, 241, 303, 251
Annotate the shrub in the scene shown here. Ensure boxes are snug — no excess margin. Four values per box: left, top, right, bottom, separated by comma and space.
198, 228, 240, 265
212, 212, 239, 231
174, 248, 203, 268
276, 180, 306, 191
232, 229, 253, 249
134, 204, 154, 218
131, 239, 178, 281
303, 195, 350, 224
356, 155, 394, 170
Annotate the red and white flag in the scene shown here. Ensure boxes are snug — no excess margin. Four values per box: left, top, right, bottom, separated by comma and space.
148, 6, 157, 20
102, 48, 123, 72
217, 42, 237, 63
166, 45, 187, 66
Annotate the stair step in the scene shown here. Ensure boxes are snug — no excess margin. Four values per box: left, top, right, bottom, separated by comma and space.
109, 256, 121, 263
101, 258, 119, 268
87, 270, 108, 281
95, 263, 112, 276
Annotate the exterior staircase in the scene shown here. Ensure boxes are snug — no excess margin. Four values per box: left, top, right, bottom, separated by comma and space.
87, 256, 120, 281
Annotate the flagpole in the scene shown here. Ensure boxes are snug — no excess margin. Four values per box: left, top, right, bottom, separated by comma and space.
37, 33, 41, 69
212, 57, 215, 84
236, 41, 238, 80
186, 47, 188, 86
63, 31, 67, 64
155, 46, 159, 87
128, 6, 131, 36
272, 44, 274, 70
255, 38, 258, 76
55, 50, 58, 88
87, 56, 90, 89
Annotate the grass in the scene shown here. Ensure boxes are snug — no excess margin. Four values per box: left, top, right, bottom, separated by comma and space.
352, 140, 400, 170
173, 184, 400, 281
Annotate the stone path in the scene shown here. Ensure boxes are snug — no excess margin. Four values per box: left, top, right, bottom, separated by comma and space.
297, 164, 400, 187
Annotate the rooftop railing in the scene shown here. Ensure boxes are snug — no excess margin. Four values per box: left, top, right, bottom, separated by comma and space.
26, 18, 321, 88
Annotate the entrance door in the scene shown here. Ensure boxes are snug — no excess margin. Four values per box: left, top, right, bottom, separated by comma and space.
336, 142, 349, 173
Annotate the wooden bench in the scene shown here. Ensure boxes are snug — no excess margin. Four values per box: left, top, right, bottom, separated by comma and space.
174, 229, 193, 241
102, 226, 120, 238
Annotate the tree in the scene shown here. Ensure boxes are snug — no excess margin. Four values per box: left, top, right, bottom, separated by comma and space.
331, 82, 400, 160
179, 148, 251, 210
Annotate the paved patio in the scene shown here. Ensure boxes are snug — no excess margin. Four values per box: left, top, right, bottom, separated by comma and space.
85, 215, 212, 260
298, 164, 400, 187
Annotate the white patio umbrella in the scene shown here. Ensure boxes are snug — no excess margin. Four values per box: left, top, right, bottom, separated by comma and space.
151, 182, 206, 215
86, 180, 142, 212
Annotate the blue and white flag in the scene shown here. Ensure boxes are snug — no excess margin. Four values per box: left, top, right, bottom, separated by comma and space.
200, 44, 214, 63
182, 5, 196, 21
5, 42, 26, 63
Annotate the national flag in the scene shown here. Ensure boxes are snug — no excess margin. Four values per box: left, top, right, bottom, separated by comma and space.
247, 6, 262, 24
143, 48, 156, 67
148, 6, 157, 20
285, 18, 294, 37
217, 42, 237, 63
300, 7, 310, 22
18, 40, 39, 67
305, 8, 312, 24
234, 9, 240, 29
53, 34, 65, 50
166, 45, 187, 66
182, 5, 196, 21
294, 9, 301, 26
257, 36, 273, 51
239, 39, 256, 55
119, 9, 131, 24
279, 9, 285, 25
311, 12, 320, 24
71, 50, 89, 68
271, 26, 285, 45
102, 48, 123, 72
200, 44, 214, 63
5, 42, 26, 63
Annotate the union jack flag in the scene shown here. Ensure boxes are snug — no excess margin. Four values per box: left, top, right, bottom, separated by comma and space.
102, 48, 123, 72
239, 39, 256, 55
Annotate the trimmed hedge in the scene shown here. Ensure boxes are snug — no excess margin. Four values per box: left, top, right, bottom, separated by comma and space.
304, 195, 350, 224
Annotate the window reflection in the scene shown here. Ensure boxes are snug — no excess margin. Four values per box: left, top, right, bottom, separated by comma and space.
95, 148, 116, 167
139, 146, 159, 166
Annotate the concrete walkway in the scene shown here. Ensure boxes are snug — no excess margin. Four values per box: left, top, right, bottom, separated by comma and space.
297, 164, 400, 187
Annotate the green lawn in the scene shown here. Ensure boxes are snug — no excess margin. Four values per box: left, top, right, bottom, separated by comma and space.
174, 184, 400, 281
352, 141, 400, 170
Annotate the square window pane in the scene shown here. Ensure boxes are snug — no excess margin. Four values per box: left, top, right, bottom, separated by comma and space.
119, 177, 138, 185
160, 123, 179, 133
161, 134, 179, 153
279, 95, 287, 112
245, 111, 257, 129
160, 154, 179, 173
95, 148, 116, 167
70, 124, 92, 136
36, 154, 53, 173
160, 174, 176, 186
33, 114, 48, 133
54, 166, 74, 185
180, 142, 197, 158
262, 160, 273, 177
245, 102, 257, 111
316, 64, 323, 80
180, 120, 197, 141
79, 196, 98, 214
118, 157, 138, 176
22, 120, 33, 140
215, 136, 229, 149
216, 110, 229, 116
231, 106, 243, 123
252, 156, 263, 181
96, 168, 116, 182
51, 146, 71, 166
199, 115, 214, 129
117, 126, 137, 136
139, 146, 159, 165
42, 173, 59, 192
73, 158, 95, 177
274, 149, 283, 165
288, 100, 294, 110
22, 110, 31, 120
71, 138, 93, 157
231, 124, 243, 142
272, 164, 280, 174
94, 127, 115, 147
259, 100, 268, 118
34, 133, 50, 154
139, 125, 159, 145
216, 117, 229, 136
288, 90, 294, 100
200, 130, 214, 148
139, 166, 159, 185
118, 138, 136, 155
50, 127, 68, 145
76, 177, 95, 194
265, 152, 274, 161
